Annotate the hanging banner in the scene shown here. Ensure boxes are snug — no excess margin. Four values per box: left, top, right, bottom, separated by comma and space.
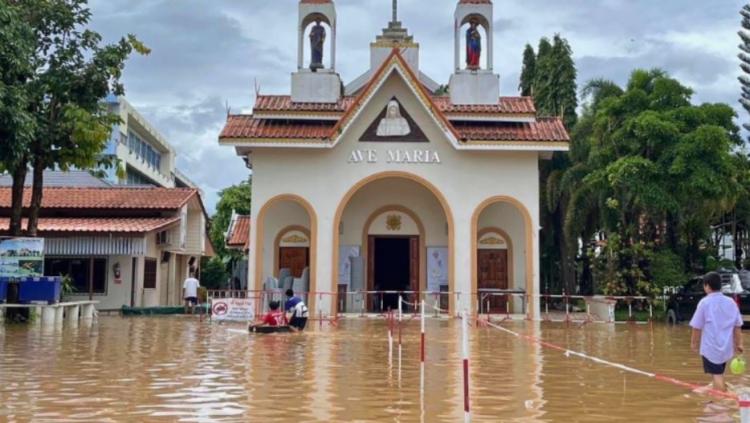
211, 298, 255, 322
0, 237, 45, 278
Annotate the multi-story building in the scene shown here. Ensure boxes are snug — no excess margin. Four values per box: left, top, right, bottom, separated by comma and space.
101, 95, 197, 189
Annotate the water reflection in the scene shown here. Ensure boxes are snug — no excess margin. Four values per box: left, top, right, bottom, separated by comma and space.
0, 316, 748, 421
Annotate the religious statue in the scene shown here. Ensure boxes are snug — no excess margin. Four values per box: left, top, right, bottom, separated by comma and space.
309, 18, 326, 72
377, 100, 411, 137
466, 18, 482, 71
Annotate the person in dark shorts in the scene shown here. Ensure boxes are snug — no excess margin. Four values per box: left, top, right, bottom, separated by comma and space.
284, 289, 309, 331
182, 272, 200, 314
690, 272, 744, 392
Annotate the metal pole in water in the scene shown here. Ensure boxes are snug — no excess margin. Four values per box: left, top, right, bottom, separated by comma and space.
420, 299, 425, 406
740, 391, 750, 423
462, 310, 471, 423
388, 311, 393, 367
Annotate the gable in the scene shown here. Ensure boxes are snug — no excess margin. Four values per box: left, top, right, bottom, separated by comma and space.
359, 97, 428, 143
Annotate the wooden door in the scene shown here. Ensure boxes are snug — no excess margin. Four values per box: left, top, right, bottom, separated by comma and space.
477, 249, 509, 313
278, 247, 309, 278
409, 237, 419, 294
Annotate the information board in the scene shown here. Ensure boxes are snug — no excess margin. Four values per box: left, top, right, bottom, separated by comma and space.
0, 237, 44, 278
210, 298, 256, 322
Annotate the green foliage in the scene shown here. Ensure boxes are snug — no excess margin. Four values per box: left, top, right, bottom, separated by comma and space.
648, 249, 688, 293
200, 256, 229, 290
1, 0, 148, 235
210, 181, 252, 259
563, 68, 743, 296
531, 35, 578, 128
519, 44, 535, 96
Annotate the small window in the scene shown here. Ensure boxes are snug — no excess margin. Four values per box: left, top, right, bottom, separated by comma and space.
144, 258, 157, 289
43, 257, 106, 295
92, 258, 107, 293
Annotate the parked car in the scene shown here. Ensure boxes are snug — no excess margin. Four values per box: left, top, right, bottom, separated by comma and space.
666, 270, 750, 326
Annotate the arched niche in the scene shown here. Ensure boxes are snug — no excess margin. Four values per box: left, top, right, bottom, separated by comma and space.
298, 11, 336, 71
454, 10, 494, 72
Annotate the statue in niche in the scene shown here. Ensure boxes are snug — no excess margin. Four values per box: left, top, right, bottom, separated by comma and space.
309, 18, 326, 72
377, 100, 411, 137
466, 18, 482, 71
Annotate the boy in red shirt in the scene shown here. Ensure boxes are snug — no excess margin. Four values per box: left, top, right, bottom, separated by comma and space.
260, 301, 286, 326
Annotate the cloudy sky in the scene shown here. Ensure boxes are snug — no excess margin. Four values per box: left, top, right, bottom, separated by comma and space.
87, 0, 746, 213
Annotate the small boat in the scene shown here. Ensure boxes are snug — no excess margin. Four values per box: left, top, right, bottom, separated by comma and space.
249, 325, 292, 334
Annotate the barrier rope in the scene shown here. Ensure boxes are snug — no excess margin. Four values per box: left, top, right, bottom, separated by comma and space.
484, 320, 739, 403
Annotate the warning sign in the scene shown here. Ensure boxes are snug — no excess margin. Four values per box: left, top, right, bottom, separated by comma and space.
211, 298, 255, 322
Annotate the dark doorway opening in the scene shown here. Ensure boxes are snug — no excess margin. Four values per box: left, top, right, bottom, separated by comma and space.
372, 237, 411, 311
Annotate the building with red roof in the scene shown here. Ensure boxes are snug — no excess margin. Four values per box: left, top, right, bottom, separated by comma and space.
218, 0, 570, 319
0, 185, 213, 310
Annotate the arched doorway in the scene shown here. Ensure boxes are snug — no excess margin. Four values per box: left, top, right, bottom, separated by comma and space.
254, 195, 317, 312
472, 196, 534, 316
332, 172, 455, 314
476, 227, 514, 314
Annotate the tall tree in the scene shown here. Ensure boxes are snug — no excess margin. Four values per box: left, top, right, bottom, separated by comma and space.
0, 1, 35, 236
5, 0, 148, 236
519, 44, 536, 96
523, 34, 579, 294
563, 70, 741, 295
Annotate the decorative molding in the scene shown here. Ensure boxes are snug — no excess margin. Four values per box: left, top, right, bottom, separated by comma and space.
386, 214, 402, 231
479, 236, 505, 246
282, 234, 308, 244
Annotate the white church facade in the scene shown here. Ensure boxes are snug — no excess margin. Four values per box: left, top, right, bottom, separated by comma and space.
219, 0, 569, 319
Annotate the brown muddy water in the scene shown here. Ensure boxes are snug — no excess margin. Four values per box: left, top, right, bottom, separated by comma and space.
0, 316, 747, 422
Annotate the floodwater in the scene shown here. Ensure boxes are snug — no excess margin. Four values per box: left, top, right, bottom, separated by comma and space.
0, 316, 746, 422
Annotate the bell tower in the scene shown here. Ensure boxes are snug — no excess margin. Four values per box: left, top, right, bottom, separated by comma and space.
448, 0, 500, 105
291, 0, 342, 103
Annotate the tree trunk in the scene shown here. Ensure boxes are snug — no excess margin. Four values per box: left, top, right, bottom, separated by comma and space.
9, 159, 28, 236
26, 157, 44, 237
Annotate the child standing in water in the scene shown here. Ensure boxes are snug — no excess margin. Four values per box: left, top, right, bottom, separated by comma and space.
690, 272, 744, 392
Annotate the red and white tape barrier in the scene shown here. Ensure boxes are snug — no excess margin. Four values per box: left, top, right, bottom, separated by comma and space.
485, 320, 739, 404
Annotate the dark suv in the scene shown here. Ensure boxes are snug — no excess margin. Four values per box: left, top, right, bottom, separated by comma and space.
666, 270, 750, 326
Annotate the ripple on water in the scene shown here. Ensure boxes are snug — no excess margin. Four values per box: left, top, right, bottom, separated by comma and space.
0, 316, 743, 421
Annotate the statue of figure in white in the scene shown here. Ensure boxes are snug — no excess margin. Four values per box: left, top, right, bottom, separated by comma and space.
376, 100, 411, 137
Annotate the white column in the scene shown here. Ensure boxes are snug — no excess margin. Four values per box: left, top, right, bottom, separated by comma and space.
530, 219, 541, 320
314, 213, 334, 318
454, 19, 460, 72
54, 305, 64, 325
81, 303, 95, 320
453, 213, 473, 317
298, 23, 304, 70
66, 305, 80, 325
41, 306, 56, 326
331, 21, 336, 71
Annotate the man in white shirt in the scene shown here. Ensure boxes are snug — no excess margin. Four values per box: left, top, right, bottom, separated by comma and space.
183, 272, 201, 314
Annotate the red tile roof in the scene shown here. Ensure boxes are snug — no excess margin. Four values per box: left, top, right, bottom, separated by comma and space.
227, 215, 251, 249
453, 117, 569, 142
221, 116, 334, 140
433, 96, 536, 115
0, 187, 197, 210
254, 95, 355, 113
0, 217, 180, 234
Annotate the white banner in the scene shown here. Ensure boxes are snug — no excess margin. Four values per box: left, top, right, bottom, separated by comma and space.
211, 298, 255, 322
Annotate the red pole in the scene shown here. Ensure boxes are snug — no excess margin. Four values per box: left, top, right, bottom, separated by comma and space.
462, 310, 470, 422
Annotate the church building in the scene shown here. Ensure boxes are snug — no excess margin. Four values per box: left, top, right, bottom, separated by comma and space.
218, 0, 569, 319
